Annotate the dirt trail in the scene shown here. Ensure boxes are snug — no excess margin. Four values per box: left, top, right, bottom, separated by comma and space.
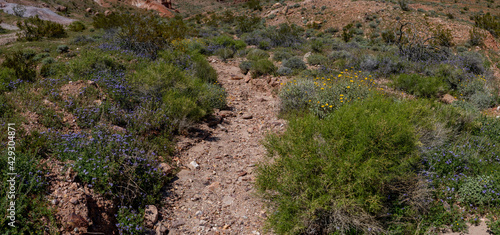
162, 57, 286, 234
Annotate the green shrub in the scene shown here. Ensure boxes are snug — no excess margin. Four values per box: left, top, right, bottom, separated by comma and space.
307, 54, 327, 66
235, 15, 262, 34
273, 49, 292, 62
328, 50, 352, 61
239, 60, 253, 75
1, 50, 37, 82
215, 47, 234, 61
246, 0, 262, 11
341, 23, 354, 42
393, 74, 449, 98
431, 25, 454, 47
258, 40, 271, 50
265, 23, 304, 48
282, 57, 306, 70
16, 16, 67, 41
42, 57, 56, 65
246, 49, 269, 61
93, 13, 189, 58
257, 95, 419, 234
250, 59, 276, 78
280, 70, 375, 117
68, 21, 86, 32
276, 66, 293, 76
32, 52, 50, 62
399, 0, 411, 11
71, 35, 95, 45
473, 13, 500, 38
56, 45, 69, 53
381, 29, 397, 44
129, 58, 225, 126
310, 39, 323, 52
468, 27, 485, 46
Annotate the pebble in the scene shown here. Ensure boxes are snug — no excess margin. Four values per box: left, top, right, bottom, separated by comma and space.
189, 161, 200, 169
195, 210, 203, 216
69, 198, 78, 204
51, 199, 59, 205
242, 114, 253, 119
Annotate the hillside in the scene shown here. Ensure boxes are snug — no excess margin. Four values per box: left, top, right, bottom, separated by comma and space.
1, 0, 500, 234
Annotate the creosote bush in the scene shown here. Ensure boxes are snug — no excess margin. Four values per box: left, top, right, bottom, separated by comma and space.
68, 21, 86, 32
392, 74, 449, 99
1, 50, 37, 82
16, 16, 67, 41
257, 95, 420, 234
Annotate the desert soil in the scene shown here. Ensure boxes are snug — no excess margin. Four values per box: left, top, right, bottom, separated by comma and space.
160, 56, 286, 234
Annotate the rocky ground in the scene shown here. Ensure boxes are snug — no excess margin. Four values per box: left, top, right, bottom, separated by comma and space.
159, 57, 286, 234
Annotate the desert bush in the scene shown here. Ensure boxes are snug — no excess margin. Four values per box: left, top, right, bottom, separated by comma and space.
56, 45, 69, 53
258, 40, 271, 50
328, 50, 352, 61
399, 0, 411, 11
273, 49, 292, 61
0, 68, 16, 93
359, 54, 378, 71
71, 35, 95, 45
341, 23, 354, 42
468, 27, 485, 46
215, 47, 234, 61
381, 29, 397, 43
392, 74, 449, 98
32, 52, 50, 62
246, 49, 269, 61
250, 59, 276, 78
16, 16, 67, 41
307, 54, 327, 66
310, 39, 323, 52
235, 15, 262, 34
246, 0, 262, 11
1, 50, 37, 82
94, 13, 189, 58
324, 27, 339, 35
276, 66, 293, 76
459, 51, 486, 75
282, 57, 307, 70
376, 54, 406, 75
473, 12, 500, 38
257, 95, 420, 234
431, 25, 454, 47
264, 23, 304, 48
280, 70, 375, 117
239, 60, 253, 75
68, 21, 86, 32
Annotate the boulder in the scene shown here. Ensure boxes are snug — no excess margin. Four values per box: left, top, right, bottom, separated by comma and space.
144, 205, 159, 228
56, 6, 67, 12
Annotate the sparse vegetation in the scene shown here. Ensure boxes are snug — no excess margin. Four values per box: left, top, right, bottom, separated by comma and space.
2, 0, 500, 233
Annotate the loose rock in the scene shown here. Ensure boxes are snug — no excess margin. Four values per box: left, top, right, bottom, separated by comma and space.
144, 205, 159, 228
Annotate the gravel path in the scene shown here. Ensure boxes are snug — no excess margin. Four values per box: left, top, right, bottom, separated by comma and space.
162, 56, 286, 234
